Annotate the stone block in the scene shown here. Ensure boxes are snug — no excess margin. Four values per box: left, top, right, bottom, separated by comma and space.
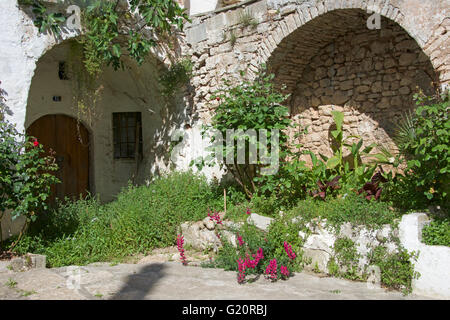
10, 258, 25, 272
26, 253, 46, 269
303, 248, 331, 273
247, 213, 274, 232
186, 24, 207, 44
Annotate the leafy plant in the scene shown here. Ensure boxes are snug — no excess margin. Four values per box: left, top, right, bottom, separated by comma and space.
159, 58, 193, 97
10, 171, 223, 267
18, 0, 66, 35
368, 246, 420, 295
19, 0, 190, 76
394, 92, 449, 207
0, 105, 59, 249
238, 9, 258, 29
197, 66, 292, 198
287, 193, 399, 230
5, 278, 17, 288
422, 218, 450, 246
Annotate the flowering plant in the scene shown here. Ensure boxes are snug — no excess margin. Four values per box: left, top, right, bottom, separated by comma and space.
176, 234, 188, 266
1, 98, 59, 248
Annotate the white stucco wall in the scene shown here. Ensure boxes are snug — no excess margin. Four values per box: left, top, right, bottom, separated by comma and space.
0, 0, 79, 134
189, 0, 219, 15
399, 213, 450, 299
25, 42, 198, 202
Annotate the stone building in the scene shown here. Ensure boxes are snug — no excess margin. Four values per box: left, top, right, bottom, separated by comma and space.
0, 0, 448, 210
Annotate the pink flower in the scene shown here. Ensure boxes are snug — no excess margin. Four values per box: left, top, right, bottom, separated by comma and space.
265, 259, 277, 281
280, 265, 290, 279
253, 247, 264, 263
207, 209, 223, 225
284, 241, 296, 260
237, 258, 246, 284
237, 235, 245, 246
242, 248, 264, 270
177, 234, 188, 266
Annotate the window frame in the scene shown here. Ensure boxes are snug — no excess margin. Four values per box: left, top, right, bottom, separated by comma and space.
112, 112, 143, 160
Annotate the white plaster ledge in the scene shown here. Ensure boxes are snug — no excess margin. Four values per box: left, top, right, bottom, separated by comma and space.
399, 212, 450, 299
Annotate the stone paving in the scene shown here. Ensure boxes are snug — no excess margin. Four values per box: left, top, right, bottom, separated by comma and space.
0, 256, 434, 300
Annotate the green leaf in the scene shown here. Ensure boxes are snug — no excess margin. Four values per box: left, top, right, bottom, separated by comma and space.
326, 156, 340, 169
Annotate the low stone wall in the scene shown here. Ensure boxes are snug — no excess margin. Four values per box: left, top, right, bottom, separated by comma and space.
180, 212, 450, 299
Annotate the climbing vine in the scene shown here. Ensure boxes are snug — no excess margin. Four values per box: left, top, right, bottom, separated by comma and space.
18, 0, 190, 76
18, 0, 191, 141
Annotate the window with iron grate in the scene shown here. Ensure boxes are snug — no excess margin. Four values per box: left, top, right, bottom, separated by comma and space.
113, 112, 143, 159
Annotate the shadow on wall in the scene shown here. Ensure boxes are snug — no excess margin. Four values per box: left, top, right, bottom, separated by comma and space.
24, 38, 197, 203
110, 263, 166, 300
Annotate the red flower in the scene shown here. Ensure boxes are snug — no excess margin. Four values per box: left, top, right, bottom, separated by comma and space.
284, 241, 296, 260
176, 234, 188, 266
33, 139, 39, 147
216, 97, 220, 101
280, 265, 290, 279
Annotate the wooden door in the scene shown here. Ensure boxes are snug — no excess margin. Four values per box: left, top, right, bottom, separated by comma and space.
27, 114, 89, 202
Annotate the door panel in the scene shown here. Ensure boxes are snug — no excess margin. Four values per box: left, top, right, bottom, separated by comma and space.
27, 114, 89, 202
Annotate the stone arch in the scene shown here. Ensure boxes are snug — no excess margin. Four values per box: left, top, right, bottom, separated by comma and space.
258, 0, 447, 86
24, 38, 186, 201
260, 5, 440, 162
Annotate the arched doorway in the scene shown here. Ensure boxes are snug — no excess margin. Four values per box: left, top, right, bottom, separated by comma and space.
27, 114, 89, 202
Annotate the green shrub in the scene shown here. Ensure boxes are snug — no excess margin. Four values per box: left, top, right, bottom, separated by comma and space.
422, 219, 450, 247
198, 66, 292, 198
368, 246, 420, 295
1, 100, 59, 249
392, 93, 449, 208
328, 238, 362, 280
209, 215, 305, 283
287, 193, 400, 229
12, 171, 223, 266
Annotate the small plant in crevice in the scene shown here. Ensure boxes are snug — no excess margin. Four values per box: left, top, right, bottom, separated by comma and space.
207, 209, 223, 226
229, 30, 237, 47
159, 58, 193, 98
328, 238, 363, 281
238, 9, 258, 29
422, 218, 450, 247
368, 246, 420, 295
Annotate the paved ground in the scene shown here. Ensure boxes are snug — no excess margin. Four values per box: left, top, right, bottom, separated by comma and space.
0, 256, 433, 300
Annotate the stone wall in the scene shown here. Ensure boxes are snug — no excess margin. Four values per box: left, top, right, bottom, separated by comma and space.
180, 212, 450, 299
1, 0, 449, 201
287, 15, 437, 159
182, 0, 449, 165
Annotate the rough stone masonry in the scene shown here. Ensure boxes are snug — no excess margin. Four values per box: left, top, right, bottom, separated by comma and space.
0, 0, 448, 196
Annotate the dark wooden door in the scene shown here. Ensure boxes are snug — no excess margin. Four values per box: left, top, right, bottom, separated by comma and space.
27, 114, 89, 202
